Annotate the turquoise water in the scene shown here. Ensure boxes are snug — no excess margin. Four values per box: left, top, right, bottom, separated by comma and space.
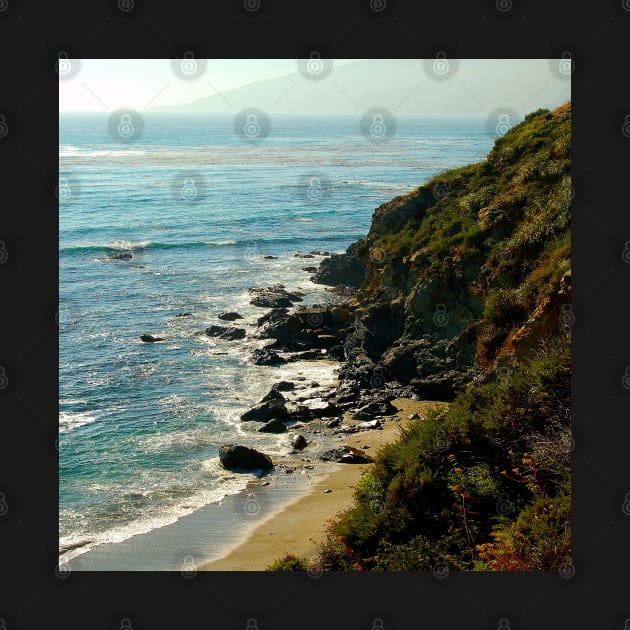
59, 112, 494, 562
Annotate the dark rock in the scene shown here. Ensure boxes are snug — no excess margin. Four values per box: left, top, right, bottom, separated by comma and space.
353, 399, 397, 419
257, 307, 289, 327
302, 266, 318, 273
287, 350, 325, 361
108, 251, 133, 260
250, 348, 286, 365
357, 419, 383, 430
218, 312, 244, 321
260, 388, 286, 403
291, 434, 308, 450
258, 419, 288, 433
318, 446, 374, 464
295, 307, 333, 329
312, 242, 364, 287
205, 325, 246, 341
258, 309, 302, 343
294, 253, 314, 258
325, 417, 342, 428
241, 398, 288, 422
310, 381, 320, 388
303, 399, 340, 417
249, 285, 303, 308
410, 370, 469, 401
274, 381, 295, 392
334, 383, 360, 407
219, 444, 273, 472
176, 312, 193, 317
140, 334, 164, 342
327, 345, 346, 361
263, 255, 278, 259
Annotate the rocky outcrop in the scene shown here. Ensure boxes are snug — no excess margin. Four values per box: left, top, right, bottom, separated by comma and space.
249, 285, 303, 308
219, 444, 273, 472
218, 312, 244, 321
241, 398, 288, 422
310, 104, 571, 401
140, 334, 164, 342
205, 325, 246, 341
250, 348, 286, 365
258, 419, 288, 433
312, 242, 364, 287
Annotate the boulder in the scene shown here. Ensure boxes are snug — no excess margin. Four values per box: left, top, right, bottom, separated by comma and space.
352, 399, 397, 419
205, 325, 246, 340
303, 398, 340, 417
218, 312, 244, 321
274, 381, 295, 392
249, 285, 303, 308
250, 348, 286, 365
219, 444, 273, 472
140, 334, 164, 342
258, 419, 288, 433
260, 387, 285, 403
241, 398, 288, 422
108, 251, 133, 260
176, 312, 193, 317
290, 434, 308, 450
318, 446, 374, 464
357, 419, 383, 430
331, 306, 353, 323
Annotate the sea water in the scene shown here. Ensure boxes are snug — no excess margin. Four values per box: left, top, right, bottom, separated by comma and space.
59, 112, 494, 565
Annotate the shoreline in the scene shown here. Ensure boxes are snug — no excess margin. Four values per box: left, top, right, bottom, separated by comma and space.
200, 399, 446, 571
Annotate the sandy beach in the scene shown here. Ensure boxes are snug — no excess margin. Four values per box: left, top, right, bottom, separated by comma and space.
200, 399, 446, 571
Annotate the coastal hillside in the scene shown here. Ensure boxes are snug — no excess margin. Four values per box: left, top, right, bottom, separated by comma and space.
276, 102, 571, 571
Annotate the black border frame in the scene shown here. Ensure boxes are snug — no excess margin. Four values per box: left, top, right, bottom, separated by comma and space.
1, 0, 629, 628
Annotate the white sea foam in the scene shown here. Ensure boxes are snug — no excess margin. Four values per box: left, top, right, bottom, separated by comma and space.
59, 411, 97, 433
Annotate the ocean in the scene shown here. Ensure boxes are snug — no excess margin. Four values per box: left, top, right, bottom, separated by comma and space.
59, 112, 495, 568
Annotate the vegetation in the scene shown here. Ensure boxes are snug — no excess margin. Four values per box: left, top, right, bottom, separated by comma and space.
268, 103, 571, 572
316, 330, 570, 571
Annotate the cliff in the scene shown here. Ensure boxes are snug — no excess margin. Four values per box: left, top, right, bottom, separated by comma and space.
315, 102, 571, 398
306, 102, 572, 571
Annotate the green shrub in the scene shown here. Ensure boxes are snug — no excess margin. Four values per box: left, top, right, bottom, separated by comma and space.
265, 553, 309, 571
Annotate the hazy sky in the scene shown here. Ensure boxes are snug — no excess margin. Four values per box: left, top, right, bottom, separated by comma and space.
59, 58, 570, 114
59, 59, 360, 112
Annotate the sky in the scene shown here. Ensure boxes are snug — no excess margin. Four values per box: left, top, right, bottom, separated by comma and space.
58, 58, 570, 115
58, 59, 361, 112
